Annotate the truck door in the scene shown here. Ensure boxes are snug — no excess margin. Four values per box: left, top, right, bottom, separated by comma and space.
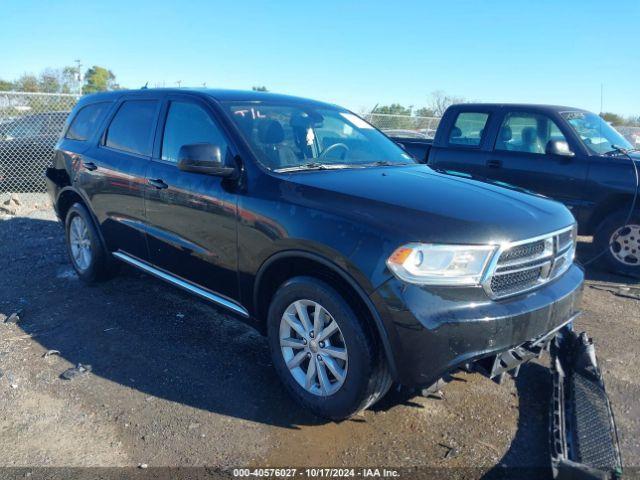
486, 111, 588, 213
428, 110, 493, 177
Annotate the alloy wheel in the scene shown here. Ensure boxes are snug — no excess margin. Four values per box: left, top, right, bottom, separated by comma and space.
279, 299, 348, 396
69, 215, 92, 271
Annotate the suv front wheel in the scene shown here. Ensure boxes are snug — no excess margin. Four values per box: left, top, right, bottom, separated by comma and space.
267, 276, 392, 420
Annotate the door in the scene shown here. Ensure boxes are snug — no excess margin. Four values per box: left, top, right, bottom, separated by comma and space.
144, 96, 239, 300
428, 111, 493, 177
82, 98, 160, 260
486, 111, 588, 211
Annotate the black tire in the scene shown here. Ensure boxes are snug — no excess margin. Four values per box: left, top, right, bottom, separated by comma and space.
267, 276, 392, 420
64, 202, 117, 283
593, 208, 640, 276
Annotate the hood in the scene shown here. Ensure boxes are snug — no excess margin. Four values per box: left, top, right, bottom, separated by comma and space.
281, 165, 575, 245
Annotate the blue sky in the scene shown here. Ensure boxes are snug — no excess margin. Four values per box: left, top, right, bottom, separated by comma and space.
2, 0, 639, 115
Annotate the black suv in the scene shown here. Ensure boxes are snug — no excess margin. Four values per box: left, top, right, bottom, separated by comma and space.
46, 89, 583, 419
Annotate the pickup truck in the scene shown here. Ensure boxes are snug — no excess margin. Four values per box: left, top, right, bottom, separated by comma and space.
390, 104, 640, 276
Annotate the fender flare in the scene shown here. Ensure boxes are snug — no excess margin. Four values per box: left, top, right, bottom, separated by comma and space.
56, 186, 109, 252
254, 250, 397, 378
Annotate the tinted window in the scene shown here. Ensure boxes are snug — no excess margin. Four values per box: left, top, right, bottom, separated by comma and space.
496, 112, 567, 154
449, 112, 489, 147
161, 101, 229, 163
66, 104, 108, 141
105, 100, 158, 156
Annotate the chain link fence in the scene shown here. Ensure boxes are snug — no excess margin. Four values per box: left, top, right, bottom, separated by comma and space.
0, 92, 79, 194
0, 93, 638, 196
616, 126, 640, 148
363, 113, 441, 138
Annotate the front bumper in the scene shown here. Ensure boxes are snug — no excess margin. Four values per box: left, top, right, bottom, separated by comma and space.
370, 264, 584, 387
550, 328, 622, 480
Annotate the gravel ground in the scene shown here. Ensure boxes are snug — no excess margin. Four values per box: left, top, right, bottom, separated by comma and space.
0, 194, 638, 478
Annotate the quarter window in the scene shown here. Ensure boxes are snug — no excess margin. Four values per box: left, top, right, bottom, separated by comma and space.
105, 100, 158, 156
449, 112, 489, 147
496, 112, 568, 154
66, 103, 109, 141
161, 101, 229, 163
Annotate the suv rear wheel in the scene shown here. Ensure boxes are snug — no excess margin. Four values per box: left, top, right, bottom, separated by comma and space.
267, 276, 392, 420
594, 208, 640, 276
65, 202, 116, 283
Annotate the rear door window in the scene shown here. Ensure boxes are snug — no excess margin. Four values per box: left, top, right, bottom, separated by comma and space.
449, 112, 489, 147
66, 103, 109, 141
105, 100, 158, 156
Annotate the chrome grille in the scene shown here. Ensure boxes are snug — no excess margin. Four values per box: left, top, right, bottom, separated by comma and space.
484, 225, 577, 299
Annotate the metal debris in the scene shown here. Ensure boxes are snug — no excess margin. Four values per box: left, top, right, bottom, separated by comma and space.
60, 363, 92, 380
4, 310, 22, 324
588, 283, 640, 301
438, 443, 460, 459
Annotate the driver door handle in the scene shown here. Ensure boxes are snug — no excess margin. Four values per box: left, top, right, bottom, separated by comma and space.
147, 178, 168, 190
82, 161, 98, 171
487, 159, 502, 169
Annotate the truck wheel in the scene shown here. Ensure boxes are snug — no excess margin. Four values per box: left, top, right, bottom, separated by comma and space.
64, 202, 117, 283
593, 208, 640, 276
267, 276, 392, 420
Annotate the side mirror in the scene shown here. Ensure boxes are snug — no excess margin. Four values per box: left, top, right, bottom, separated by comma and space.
177, 143, 236, 177
546, 140, 574, 157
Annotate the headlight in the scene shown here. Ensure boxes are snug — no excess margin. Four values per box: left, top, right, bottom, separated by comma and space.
386, 243, 497, 286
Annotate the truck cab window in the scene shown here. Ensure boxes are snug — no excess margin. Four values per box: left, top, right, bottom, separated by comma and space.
449, 112, 489, 147
496, 112, 567, 155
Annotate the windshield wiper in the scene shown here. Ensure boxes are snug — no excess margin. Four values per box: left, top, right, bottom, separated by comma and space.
274, 162, 355, 173
359, 160, 413, 167
604, 146, 638, 156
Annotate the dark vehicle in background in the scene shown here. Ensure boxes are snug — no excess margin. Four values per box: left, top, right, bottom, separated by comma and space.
0, 111, 69, 192
46, 89, 585, 421
390, 104, 640, 276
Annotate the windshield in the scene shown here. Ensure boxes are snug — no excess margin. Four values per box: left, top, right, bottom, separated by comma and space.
223, 102, 416, 171
561, 111, 632, 155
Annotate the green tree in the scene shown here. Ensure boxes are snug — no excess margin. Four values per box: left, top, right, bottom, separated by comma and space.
60, 66, 80, 93
14, 74, 39, 92
600, 112, 625, 126
0, 79, 13, 91
373, 103, 412, 116
38, 68, 61, 93
414, 106, 435, 117
252, 86, 268, 92
370, 104, 414, 130
83, 66, 118, 94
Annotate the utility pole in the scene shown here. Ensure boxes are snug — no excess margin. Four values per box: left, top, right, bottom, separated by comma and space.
600, 83, 604, 114
75, 59, 83, 94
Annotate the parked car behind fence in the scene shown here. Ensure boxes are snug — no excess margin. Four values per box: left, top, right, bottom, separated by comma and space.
0, 92, 78, 193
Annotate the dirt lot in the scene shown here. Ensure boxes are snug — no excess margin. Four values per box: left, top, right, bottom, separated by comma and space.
0, 194, 638, 478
